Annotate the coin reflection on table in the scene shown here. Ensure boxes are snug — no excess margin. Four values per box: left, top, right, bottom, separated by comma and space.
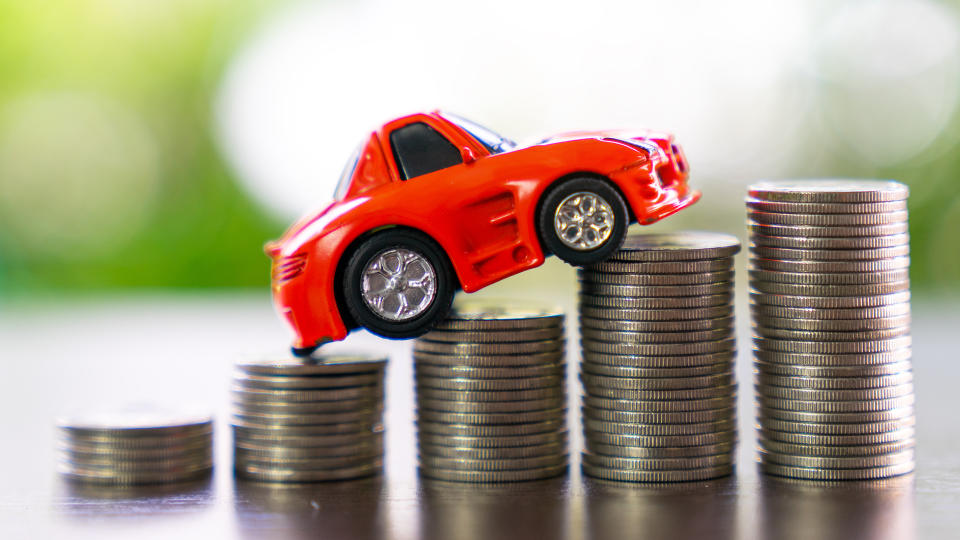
56, 476, 213, 518
759, 474, 915, 540
233, 476, 386, 538
583, 476, 737, 540
418, 476, 569, 540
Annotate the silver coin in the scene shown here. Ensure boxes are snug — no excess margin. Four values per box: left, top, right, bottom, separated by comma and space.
582, 451, 733, 471
415, 374, 563, 392
753, 314, 910, 332
756, 395, 915, 413
583, 384, 738, 401
754, 360, 913, 378
432, 299, 565, 331
759, 449, 914, 469
753, 336, 911, 354
757, 417, 915, 435
235, 453, 381, 470
235, 461, 381, 483
749, 244, 909, 261
59, 439, 211, 460
583, 350, 736, 368
750, 280, 909, 297
417, 430, 568, 449
582, 338, 736, 356
587, 259, 734, 274
580, 315, 734, 333
233, 408, 382, 426
747, 222, 909, 238
750, 303, 911, 320
582, 429, 737, 448
581, 327, 732, 344
419, 442, 567, 461
234, 372, 382, 390
418, 453, 568, 472
747, 210, 908, 227
58, 430, 212, 450
416, 397, 565, 414
758, 437, 914, 457
232, 398, 381, 415
579, 305, 734, 321
747, 180, 908, 203
585, 441, 735, 459
581, 372, 734, 391
416, 408, 565, 425
231, 428, 384, 448
580, 282, 734, 298
579, 269, 735, 285
757, 427, 915, 446
757, 383, 913, 401
582, 360, 733, 379
582, 462, 733, 483
413, 350, 564, 367
234, 439, 382, 459
749, 233, 909, 250
752, 326, 910, 342
416, 419, 565, 437
416, 386, 564, 402
414, 339, 563, 356
61, 453, 213, 472
582, 406, 735, 425
745, 198, 907, 214
750, 291, 911, 309
758, 461, 913, 481
418, 464, 567, 483
604, 232, 741, 261
584, 395, 736, 413
59, 463, 212, 485
231, 420, 381, 437
579, 293, 733, 309
756, 406, 914, 424
754, 372, 912, 390
422, 327, 564, 343
56, 406, 212, 438
584, 418, 736, 436
235, 355, 387, 376
751, 256, 910, 273
231, 385, 383, 403
415, 363, 563, 379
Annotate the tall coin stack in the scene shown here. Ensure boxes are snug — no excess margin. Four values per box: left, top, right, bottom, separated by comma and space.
413, 300, 569, 483
232, 355, 386, 482
748, 180, 915, 481
579, 232, 740, 482
57, 406, 213, 485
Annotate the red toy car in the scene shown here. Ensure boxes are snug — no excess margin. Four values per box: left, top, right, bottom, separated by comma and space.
267, 111, 699, 355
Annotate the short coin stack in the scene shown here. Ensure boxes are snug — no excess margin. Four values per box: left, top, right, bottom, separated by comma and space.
57, 406, 213, 485
413, 300, 568, 482
232, 355, 386, 482
748, 180, 915, 481
578, 232, 740, 482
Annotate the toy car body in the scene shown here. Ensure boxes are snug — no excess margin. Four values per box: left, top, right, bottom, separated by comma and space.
266, 111, 699, 355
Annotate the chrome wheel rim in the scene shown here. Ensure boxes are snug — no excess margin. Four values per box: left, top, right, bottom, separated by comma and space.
554, 191, 615, 251
361, 248, 437, 321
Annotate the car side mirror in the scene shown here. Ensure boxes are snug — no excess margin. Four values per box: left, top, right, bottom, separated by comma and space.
461, 147, 477, 164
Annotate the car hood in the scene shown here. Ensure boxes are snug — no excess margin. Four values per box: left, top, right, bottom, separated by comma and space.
267, 197, 368, 258
537, 129, 671, 160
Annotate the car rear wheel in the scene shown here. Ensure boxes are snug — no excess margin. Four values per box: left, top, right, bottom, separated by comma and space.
538, 177, 629, 266
342, 229, 455, 339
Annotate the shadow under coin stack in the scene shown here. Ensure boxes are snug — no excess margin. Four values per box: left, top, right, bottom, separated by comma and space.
748, 180, 915, 481
579, 232, 740, 482
57, 407, 213, 485
413, 300, 568, 482
231, 356, 386, 482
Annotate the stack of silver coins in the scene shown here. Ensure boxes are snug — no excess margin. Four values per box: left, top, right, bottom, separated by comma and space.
748, 180, 915, 481
578, 232, 740, 482
231, 355, 386, 482
57, 406, 213, 485
413, 300, 569, 482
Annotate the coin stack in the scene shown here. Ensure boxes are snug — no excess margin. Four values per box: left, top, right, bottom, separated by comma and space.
748, 180, 915, 481
578, 232, 740, 482
57, 406, 213, 485
413, 300, 569, 483
231, 355, 386, 482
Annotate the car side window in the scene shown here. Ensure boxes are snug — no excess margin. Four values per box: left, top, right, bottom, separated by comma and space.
389, 122, 462, 180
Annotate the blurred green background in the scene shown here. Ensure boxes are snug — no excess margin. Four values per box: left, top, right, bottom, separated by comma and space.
1, 0, 959, 297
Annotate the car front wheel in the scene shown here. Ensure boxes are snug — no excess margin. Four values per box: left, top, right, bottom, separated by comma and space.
538, 177, 629, 266
342, 229, 455, 339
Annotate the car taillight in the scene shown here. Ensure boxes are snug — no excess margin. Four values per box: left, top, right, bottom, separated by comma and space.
273, 253, 307, 281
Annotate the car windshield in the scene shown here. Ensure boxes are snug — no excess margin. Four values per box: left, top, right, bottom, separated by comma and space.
333, 142, 363, 200
442, 112, 517, 154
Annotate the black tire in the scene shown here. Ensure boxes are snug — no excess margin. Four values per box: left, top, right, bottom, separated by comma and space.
537, 177, 629, 266
342, 229, 455, 339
